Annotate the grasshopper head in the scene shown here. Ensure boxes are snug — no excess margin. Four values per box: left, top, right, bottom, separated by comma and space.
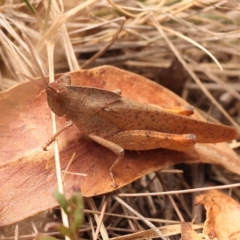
46, 82, 71, 117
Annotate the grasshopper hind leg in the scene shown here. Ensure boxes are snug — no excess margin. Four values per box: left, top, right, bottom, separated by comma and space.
157, 105, 194, 116
112, 130, 196, 152
88, 131, 196, 187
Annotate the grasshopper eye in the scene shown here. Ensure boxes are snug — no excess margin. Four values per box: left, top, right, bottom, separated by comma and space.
46, 83, 71, 116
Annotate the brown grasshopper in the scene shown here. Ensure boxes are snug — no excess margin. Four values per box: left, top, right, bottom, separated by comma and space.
40, 73, 238, 187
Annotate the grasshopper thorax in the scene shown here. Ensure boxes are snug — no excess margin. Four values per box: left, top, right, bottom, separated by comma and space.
46, 82, 71, 117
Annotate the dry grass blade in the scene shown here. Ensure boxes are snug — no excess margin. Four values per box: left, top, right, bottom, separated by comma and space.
36, 0, 97, 52
86, 198, 109, 239
150, 15, 223, 70
156, 174, 185, 222
118, 183, 240, 197
113, 195, 167, 240
23, 34, 48, 85
93, 196, 108, 240
110, 224, 203, 239
107, 0, 138, 18
46, 41, 70, 235
81, 17, 125, 69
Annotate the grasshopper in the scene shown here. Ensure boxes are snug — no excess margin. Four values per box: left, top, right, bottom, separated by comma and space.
41, 73, 238, 187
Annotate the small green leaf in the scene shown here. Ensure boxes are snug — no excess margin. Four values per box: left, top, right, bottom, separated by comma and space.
52, 189, 84, 239
58, 225, 74, 238
72, 205, 84, 231
52, 190, 69, 214
68, 191, 84, 229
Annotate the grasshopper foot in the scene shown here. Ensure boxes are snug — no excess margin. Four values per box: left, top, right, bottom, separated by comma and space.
109, 171, 118, 188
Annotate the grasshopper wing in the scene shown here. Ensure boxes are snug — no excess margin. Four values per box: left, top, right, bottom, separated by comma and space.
100, 98, 238, 143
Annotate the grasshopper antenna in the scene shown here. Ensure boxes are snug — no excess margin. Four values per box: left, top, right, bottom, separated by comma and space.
22, 34, 48, 87
16, 72, 46, 89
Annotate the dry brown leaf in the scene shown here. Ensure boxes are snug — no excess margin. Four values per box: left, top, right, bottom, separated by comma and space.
180, 222, 207, 240
0, 66, 239, 226
195, 190, 240, 240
